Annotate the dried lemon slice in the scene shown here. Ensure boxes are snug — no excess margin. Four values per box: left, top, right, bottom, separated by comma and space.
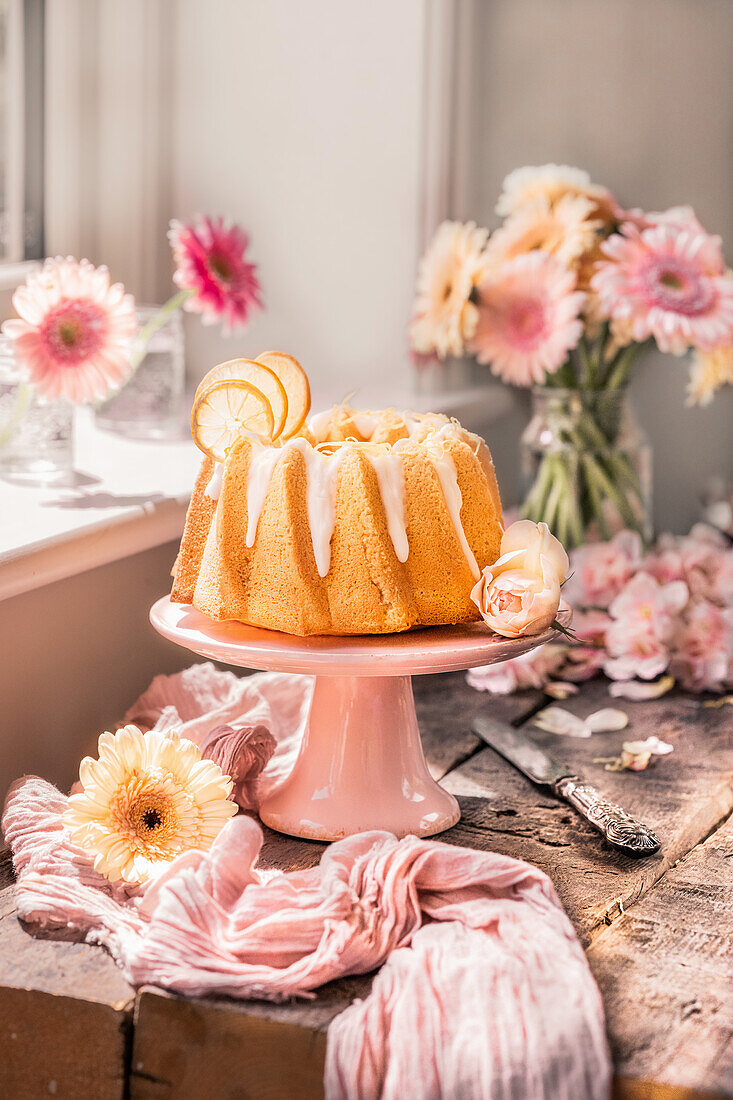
191, 379, 275, 461
255, 351, 311, 440
194, 358, 288, 440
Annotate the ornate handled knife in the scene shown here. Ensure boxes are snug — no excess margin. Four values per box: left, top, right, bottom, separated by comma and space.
472, 716, 660, 857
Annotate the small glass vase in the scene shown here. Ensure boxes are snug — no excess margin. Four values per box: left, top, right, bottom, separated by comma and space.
520, 387, 652, 549
95, 306, 185, 440
0, 336, 75, 484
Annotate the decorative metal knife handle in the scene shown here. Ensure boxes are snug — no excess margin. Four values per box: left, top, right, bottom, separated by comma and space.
555, 777, 660, 857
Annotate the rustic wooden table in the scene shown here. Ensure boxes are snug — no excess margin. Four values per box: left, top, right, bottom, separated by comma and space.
1, 673, 731, 1100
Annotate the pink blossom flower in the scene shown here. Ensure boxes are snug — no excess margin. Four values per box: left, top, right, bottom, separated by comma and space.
168, 216, 262, 332
602, 572, 687, 681
645, 526, 732, 604
563, 609, 611, 681
591, 223, 733, 354
604, 623, 671, 682
466, 644, 566, 695
1, 257, 136, 403
608, 571, 688, 641
469, 252, 585, 385
670, 599, 733, 693
564, 531, 643, 609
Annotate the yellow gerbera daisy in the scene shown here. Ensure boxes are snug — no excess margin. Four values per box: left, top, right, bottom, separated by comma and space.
496, 164, 617, 224
409, 220, 488, 359
63, 725, 237, 884
483, 195, 602, 269
687, 345, 733, 406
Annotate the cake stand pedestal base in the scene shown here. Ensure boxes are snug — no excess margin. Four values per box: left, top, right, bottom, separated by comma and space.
150, 599, 570, 842
258, 674, 459, 841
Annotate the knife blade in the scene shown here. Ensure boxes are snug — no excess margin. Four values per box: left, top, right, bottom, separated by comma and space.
472, 716, 660, 858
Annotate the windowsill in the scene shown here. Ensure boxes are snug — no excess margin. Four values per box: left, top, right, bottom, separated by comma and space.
0, 408, 201, 603
0, 381, 512, 603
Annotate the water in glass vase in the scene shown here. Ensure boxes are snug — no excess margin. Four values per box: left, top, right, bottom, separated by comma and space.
96, 307, 185, 440
521, 387, 652, 549
0, 337, 74, 484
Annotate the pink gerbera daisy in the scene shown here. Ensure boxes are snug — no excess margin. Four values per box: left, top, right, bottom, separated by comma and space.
168, 216, 262, 332
592, 224, 733, 354
621, 206, 724, 273
1, 257, 137, 403
469, 252, 585, 385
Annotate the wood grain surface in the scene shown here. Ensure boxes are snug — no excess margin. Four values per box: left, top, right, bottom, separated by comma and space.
1, 671, 730, 1099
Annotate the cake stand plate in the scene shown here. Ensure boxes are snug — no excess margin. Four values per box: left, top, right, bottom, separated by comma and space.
150, 597, 569, 842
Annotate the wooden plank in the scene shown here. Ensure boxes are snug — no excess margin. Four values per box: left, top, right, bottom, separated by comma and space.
0, 848, 134, 1100
440, 678, 733, 941
589, 814, 733, 1100
129, 980, 376, 1100
414, 670, 542, 780
130, 988, 328, 1099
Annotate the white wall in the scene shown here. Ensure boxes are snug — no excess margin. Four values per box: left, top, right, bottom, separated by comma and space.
44, 0, 428, 402
171, 0, 426, 398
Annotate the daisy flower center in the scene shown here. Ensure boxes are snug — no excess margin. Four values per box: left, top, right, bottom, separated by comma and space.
110, 771, 186, 856
641, 257, 715, 316
207, 252, 234, 283
40, 299, 108, 365
506, 297, 547, 346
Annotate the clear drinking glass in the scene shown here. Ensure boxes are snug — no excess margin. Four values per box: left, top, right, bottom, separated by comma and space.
95, 306, 185, 440
0, 336, 75, 484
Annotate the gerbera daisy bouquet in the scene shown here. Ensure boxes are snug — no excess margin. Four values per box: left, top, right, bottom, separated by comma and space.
409, 165, 733, 548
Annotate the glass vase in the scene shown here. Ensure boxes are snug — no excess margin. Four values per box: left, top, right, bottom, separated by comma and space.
520, 387, 652, 549
0, 336, 74, 484
95, 306, 185, 440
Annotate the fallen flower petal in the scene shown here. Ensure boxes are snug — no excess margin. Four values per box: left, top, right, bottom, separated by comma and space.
622, 737, 674, 756
620, 749, 652, 771
608, 676, 675, 701
544, 681, 580, 699
586, 708, 629, 733
533, 706, 590, 738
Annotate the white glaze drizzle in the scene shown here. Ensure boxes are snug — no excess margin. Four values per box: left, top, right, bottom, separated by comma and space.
351, 411, 378, 439
306, 408, 333, 442
289, 438, 346, 577
422, 432, 480, 580
231, 411, 476, 580
369, 450, 409, 562
204, 462, 224, 500
245, 446, 286, 546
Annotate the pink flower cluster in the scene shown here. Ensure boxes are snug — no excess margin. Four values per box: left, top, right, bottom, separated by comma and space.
469, 525, 733, 697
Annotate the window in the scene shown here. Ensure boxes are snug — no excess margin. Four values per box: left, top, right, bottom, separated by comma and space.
0, 0, 43, 266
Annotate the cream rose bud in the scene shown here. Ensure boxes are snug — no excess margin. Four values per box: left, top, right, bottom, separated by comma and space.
470, 520, 568, 638
499, 520, 569, 583
471, 553, 561, 638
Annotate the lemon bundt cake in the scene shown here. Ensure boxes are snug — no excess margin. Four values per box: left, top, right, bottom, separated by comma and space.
172, 355, 504, 636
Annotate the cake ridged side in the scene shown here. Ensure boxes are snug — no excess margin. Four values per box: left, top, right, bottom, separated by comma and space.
171, 455, 215, 603
175, 419, 504, 636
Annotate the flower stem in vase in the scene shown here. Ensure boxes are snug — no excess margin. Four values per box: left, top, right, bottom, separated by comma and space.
128, 289, 194, 374
521, 369, 651, 548
0, 380, 33, 448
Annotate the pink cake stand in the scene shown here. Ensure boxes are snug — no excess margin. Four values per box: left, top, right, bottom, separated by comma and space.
150, 597, 570, 842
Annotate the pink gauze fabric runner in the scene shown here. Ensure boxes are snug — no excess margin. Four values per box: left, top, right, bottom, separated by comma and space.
2, 663, 610, 1100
